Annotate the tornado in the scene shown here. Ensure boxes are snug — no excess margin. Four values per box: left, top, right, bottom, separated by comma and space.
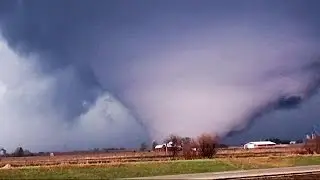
0, 0, 319, 151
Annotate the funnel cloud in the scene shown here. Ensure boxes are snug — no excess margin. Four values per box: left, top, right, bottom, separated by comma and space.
0, 0, 320, 151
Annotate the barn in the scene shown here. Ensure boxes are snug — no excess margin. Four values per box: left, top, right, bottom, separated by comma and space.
243, 141, 276, 149
154, 142, 174, 151
154, 142, 182, 152
154, 144, 166, 151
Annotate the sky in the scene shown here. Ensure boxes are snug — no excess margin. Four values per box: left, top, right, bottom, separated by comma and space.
0, 0, 320, 151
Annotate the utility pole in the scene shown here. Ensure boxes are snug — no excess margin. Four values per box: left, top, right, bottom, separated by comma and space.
165, 143, 168, 155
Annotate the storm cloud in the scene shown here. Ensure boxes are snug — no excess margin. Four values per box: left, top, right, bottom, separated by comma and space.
0, 0, 320, 151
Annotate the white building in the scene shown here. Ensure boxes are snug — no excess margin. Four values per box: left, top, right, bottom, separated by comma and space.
290, 141, 296, 144
243, 141, 276, 149
154, 144, 166, 150
154, 142, 174, 151
154, 141, 182, 151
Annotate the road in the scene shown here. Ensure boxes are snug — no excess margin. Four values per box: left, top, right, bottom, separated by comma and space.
127, 165, 320, 179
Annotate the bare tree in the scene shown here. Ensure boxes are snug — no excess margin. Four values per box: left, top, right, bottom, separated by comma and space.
13, 147, 24, 157
164, 134, 182, 159
304, 135, 320, 154
197, 133, 218, 158
182, 138, 198, 160
152, 140, 158, 151
140, 142, 147, 152
181, 137, 191, 144
0, 148, 6, 156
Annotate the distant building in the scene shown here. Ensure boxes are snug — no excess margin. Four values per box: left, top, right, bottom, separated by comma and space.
154, 142, 173, 151
154, 141, 182, 152
289, 141, 296, 144
243, 141, 276, 149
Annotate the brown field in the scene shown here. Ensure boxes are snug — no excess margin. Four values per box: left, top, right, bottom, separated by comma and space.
0, 144, 305, 168
1, 155, 320, 179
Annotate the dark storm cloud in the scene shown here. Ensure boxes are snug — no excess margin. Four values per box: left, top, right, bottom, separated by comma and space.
0, 0, 320, 151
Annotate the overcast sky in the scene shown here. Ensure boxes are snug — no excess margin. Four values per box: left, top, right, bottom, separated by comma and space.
0, 0, 320, 151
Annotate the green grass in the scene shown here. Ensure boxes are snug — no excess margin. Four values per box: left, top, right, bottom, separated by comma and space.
291, 156, 320, 166
1, 156, 320, 179
0, 160, 240, 179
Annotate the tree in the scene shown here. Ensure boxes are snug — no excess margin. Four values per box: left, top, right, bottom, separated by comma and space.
304, 135, 320, 154
197, 133, 218, 158
13, 147, 24, 157
181, 137, 191, 145
92, 148, 100, 152
217, 144, 229, 148
182, 138, 198, 160
265, 138, 290, 144
164, 134, 182, 159
0, 148, 6, 156
140, 142, 147, 151
23, 149, 33, 156
152, 141, 158, 151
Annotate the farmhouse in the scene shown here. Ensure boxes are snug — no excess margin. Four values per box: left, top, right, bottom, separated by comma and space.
243, 141, 276, 149
154, 144, 166, 151
154, 142, 173, 151
154, 141, 182, 152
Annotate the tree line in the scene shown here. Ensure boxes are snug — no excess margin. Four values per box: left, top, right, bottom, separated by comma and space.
0, 147, 33, 157
142, 133, 219, 159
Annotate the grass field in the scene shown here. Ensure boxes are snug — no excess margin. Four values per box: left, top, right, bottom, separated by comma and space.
1, 155, 320, 179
